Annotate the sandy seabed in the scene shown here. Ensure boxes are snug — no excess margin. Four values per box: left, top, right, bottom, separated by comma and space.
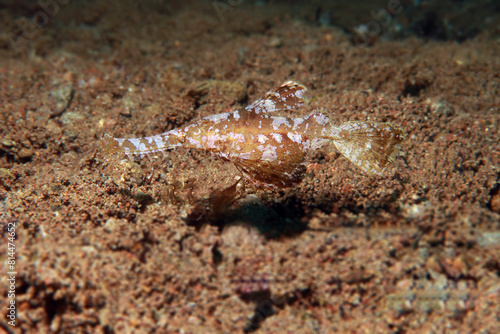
0, 1, 499, 333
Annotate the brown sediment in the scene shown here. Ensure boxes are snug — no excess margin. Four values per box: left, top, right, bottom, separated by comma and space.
0, 1, 499, 333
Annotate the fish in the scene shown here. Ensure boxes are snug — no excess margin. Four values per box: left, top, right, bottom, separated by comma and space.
103, 81, 405, 189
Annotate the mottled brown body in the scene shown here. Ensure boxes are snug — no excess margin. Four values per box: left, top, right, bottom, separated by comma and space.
181, 110, 313, 188
103, 82, 405, 189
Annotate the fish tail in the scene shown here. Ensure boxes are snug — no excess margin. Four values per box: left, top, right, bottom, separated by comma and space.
331, 121, 405, 175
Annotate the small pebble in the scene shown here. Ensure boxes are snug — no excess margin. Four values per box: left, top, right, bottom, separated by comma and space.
18, 148, 34, 158
489, 192, 500, 212
2, 139, 15, 147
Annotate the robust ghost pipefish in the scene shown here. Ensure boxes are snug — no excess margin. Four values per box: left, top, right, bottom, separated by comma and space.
103, 82, 405, 189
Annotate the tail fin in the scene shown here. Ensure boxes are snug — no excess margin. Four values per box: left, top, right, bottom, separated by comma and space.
332, 121, 405, 175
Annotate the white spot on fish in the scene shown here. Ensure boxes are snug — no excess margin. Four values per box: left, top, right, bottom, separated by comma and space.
271, 133, 282, 143
262, 99, 276, 112
302, 139, 311, 150
187, 137, 202, 148
183, 123, 198, 131
293, 118, 304, 129
287, 132, 302, 144
262, 149, 277, 161
233, 110, 240, 120
207, 112, 231, 123
239, 152, 251, 159
129, 138, 147, 152
261, 145, 278, 161
153, 136, 165, 149
271, 117, 290, 130
206, 134, 218, 148
229, 133, 245, 143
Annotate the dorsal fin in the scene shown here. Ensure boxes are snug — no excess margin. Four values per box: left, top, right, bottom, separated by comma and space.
246, 81, 307, 114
